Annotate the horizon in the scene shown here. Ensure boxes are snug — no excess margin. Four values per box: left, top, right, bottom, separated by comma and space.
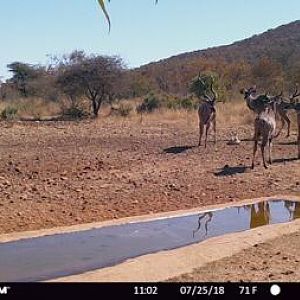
1, 0, 300, 80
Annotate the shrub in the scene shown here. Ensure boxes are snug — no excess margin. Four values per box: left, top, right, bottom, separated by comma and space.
1, 106, 18, 120
62, 106, 88, 119
118, 103, 133, 117
136, 94, 161, 113
165, 98, 180, 110
180, 98, 198, 110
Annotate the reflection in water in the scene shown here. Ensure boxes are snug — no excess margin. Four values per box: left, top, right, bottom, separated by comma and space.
294, 202, 300, 220
1, 199, 300, 282
193, 201, 300, 238
250, 202, 270, 229
193, 212, 213, 238
284, 201, 300, 220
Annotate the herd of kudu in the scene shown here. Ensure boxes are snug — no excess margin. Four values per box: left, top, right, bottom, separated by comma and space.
196, 75, 300, 169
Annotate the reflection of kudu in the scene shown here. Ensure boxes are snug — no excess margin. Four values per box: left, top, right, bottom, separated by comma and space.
250, 202, 270, 229
294, 202, 300, 220
284, 201, 300, 220
193, 212, 213, 238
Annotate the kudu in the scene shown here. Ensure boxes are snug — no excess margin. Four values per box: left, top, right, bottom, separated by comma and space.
197, 77, 217, 148
277, 87, 300, 159
251, 95, 280, 169
242, 87, 292, 137
274, 87, 300, 137
290, 87, 300, 159
297, 110, 300, 159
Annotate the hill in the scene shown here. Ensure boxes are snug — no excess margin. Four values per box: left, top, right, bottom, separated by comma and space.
130, 20, 300, 96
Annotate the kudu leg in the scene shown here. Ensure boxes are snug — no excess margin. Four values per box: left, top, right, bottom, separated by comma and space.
213, 115, 217, 144
281, 113, 291, 137
298, 133, 300, 159
251, 139, 258, 169
277, 111, 290, 138
297, 113, 300, 159
298, 126, 300, 159
261, 140, 268, 169
199, 122, 204, 146
268, 139, 273, 165
205, 122, 211, 148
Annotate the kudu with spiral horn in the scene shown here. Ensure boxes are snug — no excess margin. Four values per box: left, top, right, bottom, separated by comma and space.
196, 75, 217, 148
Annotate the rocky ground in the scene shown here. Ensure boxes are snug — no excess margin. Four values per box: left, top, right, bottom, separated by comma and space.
170, 230, 300, 282
0, 114, 299, 234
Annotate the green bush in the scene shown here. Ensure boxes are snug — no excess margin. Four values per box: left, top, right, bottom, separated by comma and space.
180, 98, 198, 110
165, 98, 180, 110
137, 94, 161, 113
1, 106, 18, 120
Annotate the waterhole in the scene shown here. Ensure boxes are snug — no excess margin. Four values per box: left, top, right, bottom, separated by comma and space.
0, 199, 299, 282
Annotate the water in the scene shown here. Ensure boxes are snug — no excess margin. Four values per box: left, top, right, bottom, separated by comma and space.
0, 199, 299, 282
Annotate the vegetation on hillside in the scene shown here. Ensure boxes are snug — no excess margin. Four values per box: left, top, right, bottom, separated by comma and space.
0, 21, 299, 119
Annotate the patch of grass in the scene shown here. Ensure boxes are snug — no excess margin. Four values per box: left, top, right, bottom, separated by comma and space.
116, 103, 133, 117
0, 97, 61, 120
62, 106, 88, 119
1, 106, 18, 120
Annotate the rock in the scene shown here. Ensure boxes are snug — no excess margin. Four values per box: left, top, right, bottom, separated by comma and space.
281, 270, 294, 275
14, 166, 22, 173
31, 186, 38, 192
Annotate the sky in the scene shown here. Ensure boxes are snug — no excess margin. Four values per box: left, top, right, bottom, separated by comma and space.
0, 0, 299, 80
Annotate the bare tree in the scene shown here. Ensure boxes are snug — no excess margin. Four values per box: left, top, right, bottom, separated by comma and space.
56, 52, 125, 117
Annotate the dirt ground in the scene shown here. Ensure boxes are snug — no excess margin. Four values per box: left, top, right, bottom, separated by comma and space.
0, 111, 299, 235
170, 230, 300, 282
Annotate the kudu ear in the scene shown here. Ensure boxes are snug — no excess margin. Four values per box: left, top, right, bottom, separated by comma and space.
240, 88, 245, 95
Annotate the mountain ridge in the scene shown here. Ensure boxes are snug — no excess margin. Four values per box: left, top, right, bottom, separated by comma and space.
139, 20, 300, 70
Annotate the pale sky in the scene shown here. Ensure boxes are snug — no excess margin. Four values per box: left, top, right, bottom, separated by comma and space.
1, 0, 299, 80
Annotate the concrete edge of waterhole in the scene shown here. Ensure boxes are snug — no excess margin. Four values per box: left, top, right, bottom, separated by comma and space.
1, 194, 300, 282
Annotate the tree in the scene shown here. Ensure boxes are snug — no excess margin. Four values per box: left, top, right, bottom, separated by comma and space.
56, 51, 125, 117
7, 62, 44, 97
190, 73, 219, 101
250, 57, 284, 92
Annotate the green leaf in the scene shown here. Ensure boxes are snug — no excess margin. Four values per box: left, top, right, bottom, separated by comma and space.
97, 0, 111, 31
97, 1, 158, 31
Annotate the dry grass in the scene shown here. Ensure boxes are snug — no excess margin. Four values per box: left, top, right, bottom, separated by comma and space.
0, 97, 298, 134
0, 98, 61, 119
102, 99, 254, 128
